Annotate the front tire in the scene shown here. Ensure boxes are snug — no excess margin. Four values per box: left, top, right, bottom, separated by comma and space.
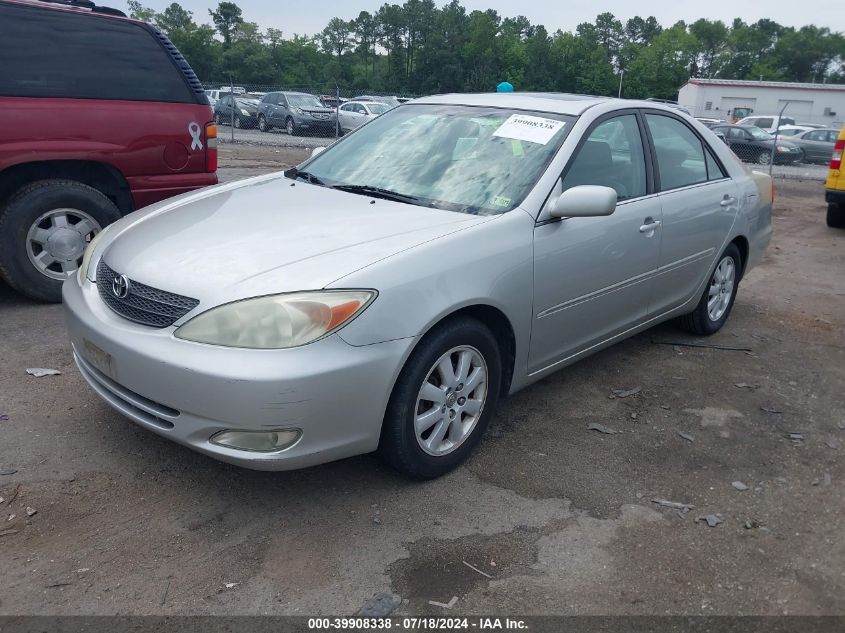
258, 115, 270, 132
379, 317, 502, 479
286, 117, 297, 136
757, 151, 772, 165
676, 243, 742, 336
0, 180, 120, 302
828, 203, 845, 229
234, 116, 242, 129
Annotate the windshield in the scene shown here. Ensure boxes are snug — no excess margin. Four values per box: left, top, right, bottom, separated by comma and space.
367, 103, 390, 115
288, 94, 323, 109
300, 104, 573, 215
745, 126, 774, 141
236, 98, 260, 107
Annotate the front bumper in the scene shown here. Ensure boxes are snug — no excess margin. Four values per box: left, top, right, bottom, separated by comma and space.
62, 278, 413, 470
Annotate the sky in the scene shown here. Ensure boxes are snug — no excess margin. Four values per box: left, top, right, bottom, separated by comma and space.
122, 0, 845, 37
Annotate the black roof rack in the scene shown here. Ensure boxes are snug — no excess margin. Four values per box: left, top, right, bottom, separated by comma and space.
36, 0, 126, 17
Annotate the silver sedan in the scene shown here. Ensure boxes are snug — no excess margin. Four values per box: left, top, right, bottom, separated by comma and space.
63, 93, 772, 478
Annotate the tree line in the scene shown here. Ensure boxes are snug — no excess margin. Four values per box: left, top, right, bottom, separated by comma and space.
128, 0, 845, 98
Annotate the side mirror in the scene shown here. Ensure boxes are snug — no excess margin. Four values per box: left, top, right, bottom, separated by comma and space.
548, 185, 617, 219
311, 146, 326, 158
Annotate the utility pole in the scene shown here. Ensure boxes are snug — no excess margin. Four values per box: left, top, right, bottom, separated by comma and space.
770, 101, 789, 176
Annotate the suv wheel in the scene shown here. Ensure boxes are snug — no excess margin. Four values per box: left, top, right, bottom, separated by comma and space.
379, 317, 502, 479
286, 117, 297, 136
258, 115, 270, 132
828, 203, 845, 229
0, 180, 121, 302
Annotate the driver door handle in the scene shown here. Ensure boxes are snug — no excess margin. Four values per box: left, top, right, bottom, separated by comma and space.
721, 197, 738, 207
639, 219, 661, 233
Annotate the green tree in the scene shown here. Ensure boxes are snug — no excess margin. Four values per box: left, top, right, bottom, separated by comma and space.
156, 2, 194, 34
209, 1, 243, 48
126, 0, 155, 22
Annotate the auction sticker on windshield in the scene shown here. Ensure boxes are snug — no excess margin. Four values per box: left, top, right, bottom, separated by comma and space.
493, 114, 565, 145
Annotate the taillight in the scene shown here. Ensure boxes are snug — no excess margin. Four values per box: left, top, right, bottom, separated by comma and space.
831, 139, 844, 171
206, 122, 218, 172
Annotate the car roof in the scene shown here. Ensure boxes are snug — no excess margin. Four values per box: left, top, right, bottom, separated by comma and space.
413, 92, 612, 116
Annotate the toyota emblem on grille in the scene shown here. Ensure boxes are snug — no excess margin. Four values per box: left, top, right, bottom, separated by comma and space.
112, 274, 130, 299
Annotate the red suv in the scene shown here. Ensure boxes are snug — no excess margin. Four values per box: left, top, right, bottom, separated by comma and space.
0, 0, 218, 301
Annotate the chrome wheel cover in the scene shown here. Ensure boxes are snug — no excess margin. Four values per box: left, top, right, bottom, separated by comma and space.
26, 208, 101, 280
707, 256, 735, 322
414, 345, 488, 457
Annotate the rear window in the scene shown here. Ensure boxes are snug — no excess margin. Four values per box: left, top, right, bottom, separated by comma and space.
0, 3, 196, 103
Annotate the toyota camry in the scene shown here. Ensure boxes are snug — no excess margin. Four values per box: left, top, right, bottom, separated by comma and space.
63, 93, 773, 478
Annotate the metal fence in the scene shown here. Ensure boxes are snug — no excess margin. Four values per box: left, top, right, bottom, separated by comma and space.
683, 101, 842, 167
203, 82, 417, 143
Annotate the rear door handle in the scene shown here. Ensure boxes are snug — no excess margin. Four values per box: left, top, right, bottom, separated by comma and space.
721, 197, 738, 207
639, 220, 661, 233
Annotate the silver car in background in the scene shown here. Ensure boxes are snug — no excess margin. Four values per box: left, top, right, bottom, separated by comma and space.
63, 93, 772, 478
337, 100, 391, 135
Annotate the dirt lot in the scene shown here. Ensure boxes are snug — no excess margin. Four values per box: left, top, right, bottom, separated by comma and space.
0, 146, 843, 617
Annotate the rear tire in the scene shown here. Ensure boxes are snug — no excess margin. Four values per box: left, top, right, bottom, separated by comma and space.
0, 180, 121, 302
827, 203, 845, 229
676, 243, 742, 336
379, 317, 502, 479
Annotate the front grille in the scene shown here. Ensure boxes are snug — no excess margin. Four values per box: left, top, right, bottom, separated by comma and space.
96, 261, 199, 328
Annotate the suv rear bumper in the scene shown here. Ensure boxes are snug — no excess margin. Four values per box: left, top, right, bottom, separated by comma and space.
826, 189, 845, 206
129, 172, 218, 209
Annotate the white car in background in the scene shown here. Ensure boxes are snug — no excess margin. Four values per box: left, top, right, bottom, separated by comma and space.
337, 100, 392, 134
736, 115, 796, 133
775, 125, 814, 139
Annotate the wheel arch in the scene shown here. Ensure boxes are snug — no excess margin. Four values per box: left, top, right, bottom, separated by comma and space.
400, 303, 517, 399
730, 234, 749, 280
0, 160, 133, 215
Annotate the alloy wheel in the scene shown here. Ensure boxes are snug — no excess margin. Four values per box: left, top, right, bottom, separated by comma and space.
414, 345, 488, 457
26, 208, 101, 280
707, 256, 735, 322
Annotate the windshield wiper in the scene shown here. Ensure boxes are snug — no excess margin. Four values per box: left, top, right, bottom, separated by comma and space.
284, 167, 326, 186
330, 184, 421, 204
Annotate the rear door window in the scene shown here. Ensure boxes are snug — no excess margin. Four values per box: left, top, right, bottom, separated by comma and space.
645, 114, 707, 191
0, 3, 195, 103
756, 118, 774, 129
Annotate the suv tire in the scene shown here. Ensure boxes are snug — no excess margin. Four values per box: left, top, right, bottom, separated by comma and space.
0, 179, 121, 302
828, 203, 845, 229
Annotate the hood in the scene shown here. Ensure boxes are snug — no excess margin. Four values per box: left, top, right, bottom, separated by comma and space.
102, 174, 489, 308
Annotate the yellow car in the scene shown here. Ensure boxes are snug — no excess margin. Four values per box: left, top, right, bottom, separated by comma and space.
826, 125, 845, 228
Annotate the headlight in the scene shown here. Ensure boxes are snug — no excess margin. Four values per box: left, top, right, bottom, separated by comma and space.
78, 223, 113, 284
240, 108, 250, 116
294, 107, 304, 114
174, 290, 376, 349
776, 145, 790, 152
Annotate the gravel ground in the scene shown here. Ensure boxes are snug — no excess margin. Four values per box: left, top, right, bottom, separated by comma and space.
0, 147, 843, 617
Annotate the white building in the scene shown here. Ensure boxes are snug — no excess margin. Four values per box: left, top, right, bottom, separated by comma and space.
678, 78, 845, 127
